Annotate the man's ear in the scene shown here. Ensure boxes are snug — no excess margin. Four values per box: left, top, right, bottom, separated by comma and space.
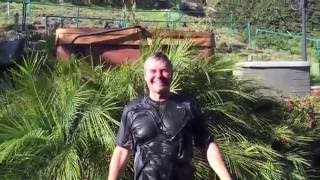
144, 74, 148, 82
144, 84, 149, 95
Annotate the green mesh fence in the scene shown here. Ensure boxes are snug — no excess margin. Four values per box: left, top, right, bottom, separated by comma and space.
248, 27, 320, 83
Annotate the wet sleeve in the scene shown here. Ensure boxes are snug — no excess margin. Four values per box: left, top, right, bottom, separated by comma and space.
191, 99, 214, 149
116, 106, 133, 150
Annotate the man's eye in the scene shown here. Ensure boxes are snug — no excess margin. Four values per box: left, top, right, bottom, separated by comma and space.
162, 69, 170, 74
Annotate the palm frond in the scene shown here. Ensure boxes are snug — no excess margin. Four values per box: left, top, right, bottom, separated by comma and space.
46, 146, 81, 180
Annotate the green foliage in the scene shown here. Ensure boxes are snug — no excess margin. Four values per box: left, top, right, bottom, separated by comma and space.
254, 34, 301, 54
0, 40, 319, 179
215, 0, 320, 35
0, 54, 123, 179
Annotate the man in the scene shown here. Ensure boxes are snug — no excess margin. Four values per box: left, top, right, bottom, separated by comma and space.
108, 52, 231, 180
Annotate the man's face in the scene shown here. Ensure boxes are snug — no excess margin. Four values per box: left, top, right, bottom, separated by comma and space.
144, 59, 172, 95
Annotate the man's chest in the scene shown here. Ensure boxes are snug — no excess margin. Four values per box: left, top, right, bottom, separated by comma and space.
130, 101, 193, 144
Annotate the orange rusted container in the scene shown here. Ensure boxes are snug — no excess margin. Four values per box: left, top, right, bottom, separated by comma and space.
55, 26, 215, 64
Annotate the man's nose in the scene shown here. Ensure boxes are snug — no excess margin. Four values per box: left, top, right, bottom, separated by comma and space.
155, 71, 162, 77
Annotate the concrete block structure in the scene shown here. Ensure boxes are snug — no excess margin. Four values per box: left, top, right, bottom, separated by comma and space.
235, 61, 310, 97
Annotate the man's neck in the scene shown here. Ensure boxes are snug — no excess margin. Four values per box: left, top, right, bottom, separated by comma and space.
149, 92, 170, 102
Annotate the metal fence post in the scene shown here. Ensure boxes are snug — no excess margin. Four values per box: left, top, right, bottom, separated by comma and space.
7, 1, 10, 17
317, 40, 320, 75
300, 0, 308, 61
229, 11, 233, 37
77, 7, 80, 28
45, 16, 48, 32
14, 12, 19, 30
247, 21, 252, 49
230, 12, 233, 31
61, 16, 64, 28
27, 0, 31, 16
22, 0, 27, 31
316, 40, 320, 57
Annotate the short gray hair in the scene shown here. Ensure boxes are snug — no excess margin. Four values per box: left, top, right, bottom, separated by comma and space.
144, 52, 173, 71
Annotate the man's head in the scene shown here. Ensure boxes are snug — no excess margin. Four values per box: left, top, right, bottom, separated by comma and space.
144, 52, 173, 99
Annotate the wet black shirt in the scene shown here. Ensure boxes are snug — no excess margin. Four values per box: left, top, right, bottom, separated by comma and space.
116, 94, 213, 180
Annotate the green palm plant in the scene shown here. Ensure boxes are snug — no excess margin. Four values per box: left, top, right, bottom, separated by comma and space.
0, 38, 318, 180
0, 54, 122, 179
187, 61, 316, 179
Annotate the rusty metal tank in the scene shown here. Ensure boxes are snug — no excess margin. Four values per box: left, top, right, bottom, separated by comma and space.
55, 26, 215, 64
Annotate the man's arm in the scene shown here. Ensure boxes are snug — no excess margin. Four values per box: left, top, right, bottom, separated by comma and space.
205, 141, 232, 180
107, 146, 130, 180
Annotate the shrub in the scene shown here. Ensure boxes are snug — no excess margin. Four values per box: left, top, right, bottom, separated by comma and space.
0, 41, 319, 179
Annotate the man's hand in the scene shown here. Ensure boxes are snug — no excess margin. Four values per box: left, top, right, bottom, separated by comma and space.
107, 146, 130, 180
206, 142, 232, 180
